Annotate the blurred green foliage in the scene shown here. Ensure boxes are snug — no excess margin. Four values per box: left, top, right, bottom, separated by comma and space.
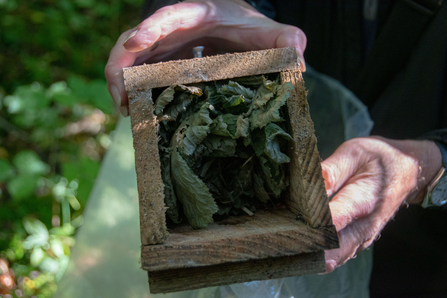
0, 0, 143, 296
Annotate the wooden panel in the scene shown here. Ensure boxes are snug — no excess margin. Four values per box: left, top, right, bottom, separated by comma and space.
281, 70, 334, 228
141, 208, 338, 272
128, 88, 169, 245
123, 47, 299, 90
148, 251, 326, 294
124, 48, 339, 293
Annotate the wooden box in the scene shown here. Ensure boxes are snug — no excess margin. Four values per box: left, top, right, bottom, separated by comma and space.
123, 47, 339, 294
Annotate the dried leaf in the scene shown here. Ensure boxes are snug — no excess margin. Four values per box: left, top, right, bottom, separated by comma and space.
171, 149, 217, 229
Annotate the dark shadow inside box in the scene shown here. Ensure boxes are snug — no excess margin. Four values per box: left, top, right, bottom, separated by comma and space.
153, 74, 294, 230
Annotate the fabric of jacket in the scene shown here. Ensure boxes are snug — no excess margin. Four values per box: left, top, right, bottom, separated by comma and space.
142, 1, 447, 297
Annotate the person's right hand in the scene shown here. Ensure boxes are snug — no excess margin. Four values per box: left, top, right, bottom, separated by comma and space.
322, 137, 442, 272
105, 0, 307, 116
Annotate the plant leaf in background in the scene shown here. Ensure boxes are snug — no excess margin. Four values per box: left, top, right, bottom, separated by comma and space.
13, 151, 50, 176
7, 174, 40, 201
0, 159, 14, 182
22, 218, 50, 250
30, 246, 45, 267
68, 75, 113, 114
0, 0, 142, 296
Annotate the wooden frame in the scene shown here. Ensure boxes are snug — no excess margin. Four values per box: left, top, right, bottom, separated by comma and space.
123, 47, 339, 294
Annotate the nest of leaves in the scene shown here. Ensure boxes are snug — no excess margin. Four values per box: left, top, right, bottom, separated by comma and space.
156, 75, 294, 229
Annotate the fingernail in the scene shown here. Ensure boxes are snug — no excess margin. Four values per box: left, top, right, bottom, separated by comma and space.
123, 29, 138, 45
298, 57, 306, 72
119, 106, 129, 117
110, 85, 121, 107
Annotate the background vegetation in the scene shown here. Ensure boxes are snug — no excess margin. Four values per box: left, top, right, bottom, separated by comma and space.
0, 0, 142, 296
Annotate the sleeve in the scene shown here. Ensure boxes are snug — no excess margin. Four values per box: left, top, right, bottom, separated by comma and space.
418, 129, 447, 145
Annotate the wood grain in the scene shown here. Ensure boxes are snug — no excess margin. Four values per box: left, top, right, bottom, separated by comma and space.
123, 47, 299, 90
123, 47, 339, 293
281, 70, 335, 228
128, 88, 169, 245
141, 208, 338, 272
148, 251, 326, 294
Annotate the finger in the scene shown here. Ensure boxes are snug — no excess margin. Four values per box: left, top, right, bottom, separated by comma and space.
105, 29, 140, 115
123, 3, 210, 52
321, 140, 368, 197
328, 174, 378, 231
274, 25, 307, 71
324, 216, 379, 273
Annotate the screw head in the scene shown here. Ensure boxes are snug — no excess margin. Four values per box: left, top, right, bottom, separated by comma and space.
192, 46, 205, 58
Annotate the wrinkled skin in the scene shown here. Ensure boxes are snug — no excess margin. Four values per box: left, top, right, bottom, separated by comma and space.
322, 137, 441, 272
104, 0, 443, 273
104, 0, 306, 116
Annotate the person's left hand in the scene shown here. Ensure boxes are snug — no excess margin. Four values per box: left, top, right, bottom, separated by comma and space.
322, 136, 442, 272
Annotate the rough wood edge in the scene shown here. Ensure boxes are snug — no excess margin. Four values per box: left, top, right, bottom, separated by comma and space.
148, 251, 326, 294
123, 47, 299, 90
141, 208, 339, 272
281, 70, 335, 229
128, 88, 169, 245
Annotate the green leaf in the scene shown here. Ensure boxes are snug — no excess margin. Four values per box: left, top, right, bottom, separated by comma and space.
221, 114, 239, 138
52, 92, 78, 107
188, 101, 213, 126
252, 78, 277, 108
210, 115, 230, 137
180, 125, 210, 156
155, 85, 202, 117
219, 81, 255, 99
159, 147, 181, 223
39, 257, 59, 273
250, 82, 293, 130
88, 80, 113, 114
50, 238, 65, 258
258, 155, 287, 198
264, 123, 292, 163
4, 83, 49, 114
0, 159, 14, 182
202, 135, 237, 157
49, 224, 76, 237
23, 218, 49, 249
67, 75, 90, 102
171, 149, 217, 229
233, 75, 265, 86
30, 246, 45, 267
218, 114, 250, 139
162, 92, 196, 122
48, 81, 68, 95
13, 150, 49, 175
253, 172, 270, 203
251, 128, 266, 157
235, 115, 250, 139
223, 95, 245, 110
7, 174, 39, 201
205, 84, 226, 106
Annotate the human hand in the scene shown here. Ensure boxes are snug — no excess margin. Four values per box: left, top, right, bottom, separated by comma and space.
322, 137, 442, 273
105, 0, 307, 116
